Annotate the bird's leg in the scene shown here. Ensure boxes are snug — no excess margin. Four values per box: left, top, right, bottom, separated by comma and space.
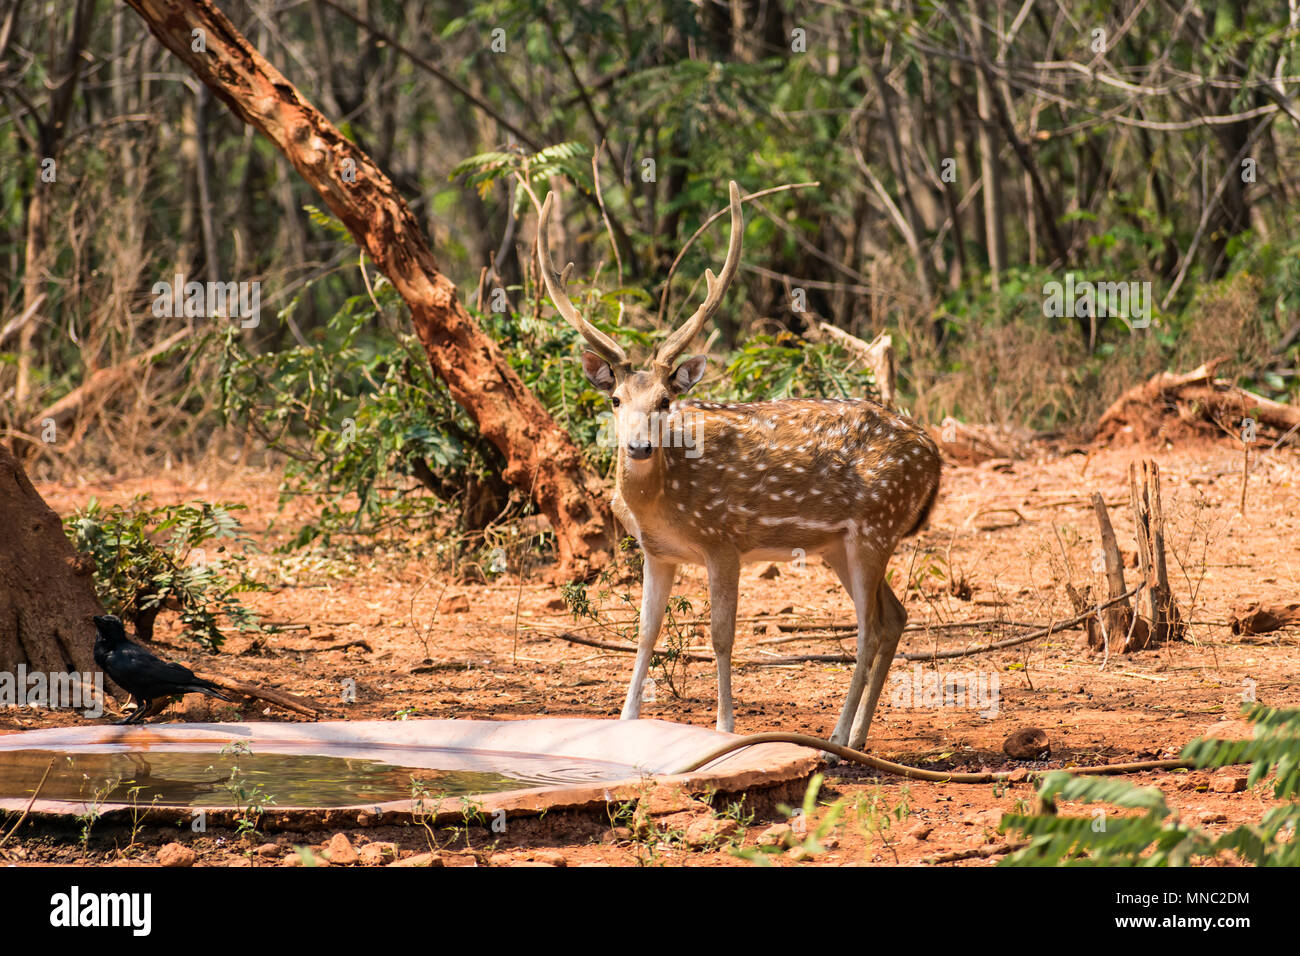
123, 698, 152, 725
113, 696, 141, 724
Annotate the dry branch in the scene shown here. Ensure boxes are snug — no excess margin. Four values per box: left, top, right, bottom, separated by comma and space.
548, 587, 1140, 665
204, 675, 330, 718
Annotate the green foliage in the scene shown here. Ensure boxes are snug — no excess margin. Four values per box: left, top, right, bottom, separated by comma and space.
450, 142, 592, 211
717, 332, 879, 402
218, 278, 496, 549
217, 267, 623, 554
64, 496, 265, 651
1002, 705, 1300, 866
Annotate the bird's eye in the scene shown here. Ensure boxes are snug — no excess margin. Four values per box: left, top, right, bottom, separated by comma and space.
611, 396, 621, 407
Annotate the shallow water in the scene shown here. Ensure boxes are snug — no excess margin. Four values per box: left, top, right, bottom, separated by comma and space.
0, 747, 635, 808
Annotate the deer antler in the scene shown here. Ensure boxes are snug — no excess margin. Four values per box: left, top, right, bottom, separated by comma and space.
655, 180, 744, 370
537, 191, 629, 371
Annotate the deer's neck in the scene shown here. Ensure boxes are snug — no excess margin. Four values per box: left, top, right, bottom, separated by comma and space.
615, 449, 668, 518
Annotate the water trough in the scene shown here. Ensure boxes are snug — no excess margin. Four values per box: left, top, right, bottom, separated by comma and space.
0, 718, 822, 830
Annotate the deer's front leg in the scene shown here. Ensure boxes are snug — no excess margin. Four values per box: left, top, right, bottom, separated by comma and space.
620, 553, 677, 720
706, 551, 741, 733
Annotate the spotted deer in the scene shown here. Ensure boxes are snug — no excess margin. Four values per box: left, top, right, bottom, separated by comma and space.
537, 181, 941, 749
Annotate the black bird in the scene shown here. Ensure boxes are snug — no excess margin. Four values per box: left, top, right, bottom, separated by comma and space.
92, 615, 235, 724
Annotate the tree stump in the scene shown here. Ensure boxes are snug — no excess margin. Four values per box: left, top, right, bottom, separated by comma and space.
1126, 460, 1185, 649
1087, 493, 1140, 651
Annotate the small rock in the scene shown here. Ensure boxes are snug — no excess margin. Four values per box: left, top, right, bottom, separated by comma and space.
488, 852, 513, 867
439, 594, 470, 614
757, 823, 795, 848
1003, 728, 1050, 760
157, 843, 195, 868
1199, 812, 1228, 824
1203, 719, 1253, 740
787, 845, 812, 861
967, 809, 1004, 830
683, 816, 739, 849
532, 849, 567, 867
1211, 774, 1247, 794
281, 855, 301, 867
602, 827, 634, 844
358, 842, 399, 866
325, 832, 359, 865
758, 563, 781, 580
389, 851, 446, 868
1007, 768, 1030, 783
255, 843, 283, 859
906, 824, 933, 842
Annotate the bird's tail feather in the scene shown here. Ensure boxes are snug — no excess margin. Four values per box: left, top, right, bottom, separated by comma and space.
193, 683, 236, 704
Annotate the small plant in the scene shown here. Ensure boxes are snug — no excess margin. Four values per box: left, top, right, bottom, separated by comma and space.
853, 786, 912, 864
733, 774, 845, 865
121, 785, 161, 857
65, 496, 266, 650
212, 743, 274, 838
75, 771, 121, 849
654, 597, 694, 699
1002, 704, 1300, 866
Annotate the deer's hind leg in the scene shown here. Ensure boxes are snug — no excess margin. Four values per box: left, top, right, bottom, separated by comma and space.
823, 535, 885, 748
847, 577, 907, 750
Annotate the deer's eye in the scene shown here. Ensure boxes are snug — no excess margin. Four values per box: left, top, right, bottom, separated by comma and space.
611, 397, 621, 407
659, 397, 672, 410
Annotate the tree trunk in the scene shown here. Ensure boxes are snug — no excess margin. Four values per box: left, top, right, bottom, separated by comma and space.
123, 0, 613, 578
0, 444, 102, 676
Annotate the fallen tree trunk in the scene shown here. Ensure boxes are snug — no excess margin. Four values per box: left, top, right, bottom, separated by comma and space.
124, 0, 613, 578
1092, 359, 1300, 446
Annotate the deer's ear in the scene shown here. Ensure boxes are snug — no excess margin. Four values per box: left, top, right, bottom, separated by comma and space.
669, 355, 707, 394
581, 351, 617, 392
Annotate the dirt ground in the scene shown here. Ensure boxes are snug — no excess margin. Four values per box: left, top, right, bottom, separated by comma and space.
3, 434, 1298, 867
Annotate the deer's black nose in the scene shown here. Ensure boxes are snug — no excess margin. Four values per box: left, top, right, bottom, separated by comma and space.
626, 439, 653, 460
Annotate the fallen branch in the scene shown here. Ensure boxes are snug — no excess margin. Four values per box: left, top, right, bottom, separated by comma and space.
813, 323, 896, 406
24, 329, 190, 436
923, 841, 1029, 865
204, 675, 330, 717
548, 587, 1141, 665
